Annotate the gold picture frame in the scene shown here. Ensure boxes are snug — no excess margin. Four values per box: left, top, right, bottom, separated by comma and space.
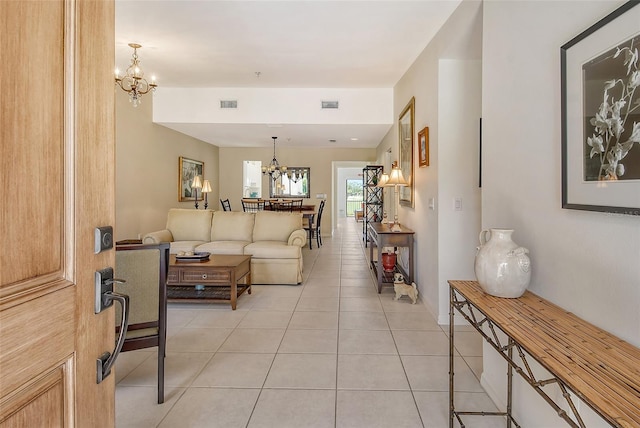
399, 97, 415, 207
418, 126, 429, 167
178, 156, 204, 202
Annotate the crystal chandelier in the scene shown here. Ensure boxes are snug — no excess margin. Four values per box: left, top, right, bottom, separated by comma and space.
262, 137, 287, 181
115, 43, 157, 107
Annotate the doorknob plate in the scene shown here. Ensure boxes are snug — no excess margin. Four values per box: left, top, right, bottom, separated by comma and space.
95, 268, 114, 314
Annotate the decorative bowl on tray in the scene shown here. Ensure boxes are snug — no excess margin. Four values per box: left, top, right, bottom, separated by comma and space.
175, 251, 210, 261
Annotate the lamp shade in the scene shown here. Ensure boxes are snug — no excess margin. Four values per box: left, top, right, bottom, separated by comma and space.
191, 175, 203, 189
201, 179, 212, 193
386, 166, 407, 186
376, 173, 389, 187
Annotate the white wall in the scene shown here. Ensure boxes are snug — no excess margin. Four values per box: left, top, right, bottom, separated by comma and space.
154, 87, 393, 125
377, 0, 483, 318
437, 59, 482, 322
482, 1, 640, 425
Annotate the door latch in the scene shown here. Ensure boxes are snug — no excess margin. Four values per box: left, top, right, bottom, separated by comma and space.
95, 267, 129, 383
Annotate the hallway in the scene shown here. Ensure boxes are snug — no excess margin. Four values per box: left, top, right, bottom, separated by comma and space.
115, 218, 496, 427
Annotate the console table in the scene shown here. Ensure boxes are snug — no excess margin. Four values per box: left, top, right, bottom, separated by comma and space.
448, 280, 640, 428
368, 223, 414, 293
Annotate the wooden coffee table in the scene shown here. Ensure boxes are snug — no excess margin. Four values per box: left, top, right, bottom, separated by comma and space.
166, 254, 251, 310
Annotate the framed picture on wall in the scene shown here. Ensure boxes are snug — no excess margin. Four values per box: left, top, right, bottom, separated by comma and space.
178, 156, 204, 202
561, 1, 640, 215
418, 126, 429, 167
399, 97, 415, 207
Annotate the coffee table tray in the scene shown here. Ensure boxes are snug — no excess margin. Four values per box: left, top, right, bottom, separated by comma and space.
175, 252, 210, 262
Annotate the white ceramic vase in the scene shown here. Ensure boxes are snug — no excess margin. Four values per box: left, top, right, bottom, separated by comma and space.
474, 228, 531, 298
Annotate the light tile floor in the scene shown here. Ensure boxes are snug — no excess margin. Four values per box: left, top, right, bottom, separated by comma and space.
115, 218, 498, 427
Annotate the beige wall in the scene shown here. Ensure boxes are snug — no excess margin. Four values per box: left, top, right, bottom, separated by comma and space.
115, 93, 219, 241
219, 147, 376, 237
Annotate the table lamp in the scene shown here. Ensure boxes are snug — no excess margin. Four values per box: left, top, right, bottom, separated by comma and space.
202, 179, 212, 209
386, 162, 408, 232
191, 175, 203, 209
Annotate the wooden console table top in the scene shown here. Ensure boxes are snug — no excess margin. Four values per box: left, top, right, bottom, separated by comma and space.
449, 280, 640, 427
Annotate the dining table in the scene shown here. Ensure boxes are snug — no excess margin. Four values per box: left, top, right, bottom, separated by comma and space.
300, 209, 316, 224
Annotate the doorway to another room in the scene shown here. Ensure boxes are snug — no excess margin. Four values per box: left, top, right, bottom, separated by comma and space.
346, 179, 363, 221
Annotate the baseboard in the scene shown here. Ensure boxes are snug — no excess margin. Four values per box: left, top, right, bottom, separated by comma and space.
438, 313, 476, 326
480, 372, 506, 412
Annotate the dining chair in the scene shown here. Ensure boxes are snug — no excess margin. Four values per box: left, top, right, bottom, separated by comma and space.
114, 242, 170, 404
242, 199, 265, 212
304, 200, 325, 249
275, 200, 293, 211
291, 199, 303, 211
220, 198, 231, 211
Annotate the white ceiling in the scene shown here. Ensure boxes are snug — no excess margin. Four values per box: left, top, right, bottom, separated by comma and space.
115, 0, 461, 147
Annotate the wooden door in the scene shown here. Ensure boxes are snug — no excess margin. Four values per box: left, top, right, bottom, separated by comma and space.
0, 0, 115, 426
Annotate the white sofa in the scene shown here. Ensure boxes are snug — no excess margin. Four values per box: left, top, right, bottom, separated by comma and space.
143, 209, 306, 284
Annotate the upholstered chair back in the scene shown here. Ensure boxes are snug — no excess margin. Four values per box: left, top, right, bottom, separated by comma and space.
115, 249, 160, 331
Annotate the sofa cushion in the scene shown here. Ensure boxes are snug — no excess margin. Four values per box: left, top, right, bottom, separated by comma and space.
253, 211, 303, 242
166, 208, 213, 242
195, 241, 250, 255
211, 211, 255, 242
169, 241, 206, 254
244, 241, 301, 259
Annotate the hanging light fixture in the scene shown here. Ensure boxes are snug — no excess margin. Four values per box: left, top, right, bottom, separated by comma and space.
115, 43, 158, 107
262, 137, 287, 182
287, 168, 306, 183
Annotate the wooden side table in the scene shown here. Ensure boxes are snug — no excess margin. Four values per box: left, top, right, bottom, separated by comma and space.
166, 254, 251, 310
367, 222, 414, 293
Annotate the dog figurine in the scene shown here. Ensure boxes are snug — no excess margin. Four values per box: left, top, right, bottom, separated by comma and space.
393, 273, 418, 304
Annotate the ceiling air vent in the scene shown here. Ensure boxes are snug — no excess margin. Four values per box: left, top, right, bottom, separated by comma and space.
220, 100, 238, 109
321, 100, 339, 109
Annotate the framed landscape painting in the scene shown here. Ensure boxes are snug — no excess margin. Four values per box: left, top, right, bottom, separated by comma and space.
561, 1, 640, 215
178, 156, 204, 202
399, 97, 415, 207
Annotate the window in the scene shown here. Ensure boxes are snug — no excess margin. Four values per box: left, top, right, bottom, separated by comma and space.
243, 161, 262, 198
346, 179, 363, 216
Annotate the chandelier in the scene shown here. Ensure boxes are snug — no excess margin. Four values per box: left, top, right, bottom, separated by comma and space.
287, 168, 306, 183
115, 43, 157, 107
262, 137, 287, 181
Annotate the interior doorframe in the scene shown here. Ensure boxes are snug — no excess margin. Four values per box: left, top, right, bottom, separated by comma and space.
331, 161, 369, 236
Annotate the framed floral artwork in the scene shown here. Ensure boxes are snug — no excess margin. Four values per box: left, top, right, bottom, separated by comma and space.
399, 97, 415, 207
418, 126, 429, 167
561, 1, 640, 215
178, 156, 204, 202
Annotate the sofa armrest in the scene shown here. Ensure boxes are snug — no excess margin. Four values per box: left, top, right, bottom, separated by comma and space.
288, 229, 307, 247
143, 229, 174, 244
